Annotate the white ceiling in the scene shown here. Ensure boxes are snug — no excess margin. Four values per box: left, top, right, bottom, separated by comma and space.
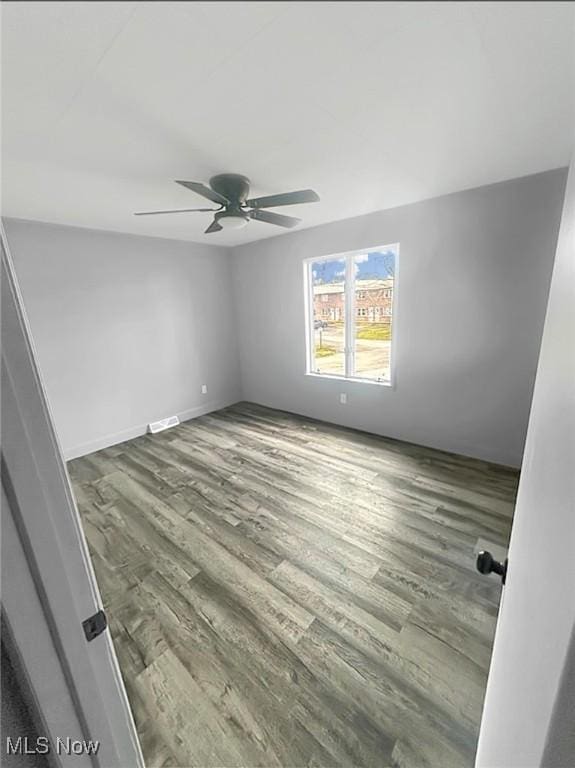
2, 1, 574, 246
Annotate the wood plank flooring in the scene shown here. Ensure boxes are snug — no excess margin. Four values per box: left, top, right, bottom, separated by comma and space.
68, 402, 518, 768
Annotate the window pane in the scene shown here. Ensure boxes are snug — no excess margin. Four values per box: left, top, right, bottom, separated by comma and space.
311, 258, 346, 376
353, 248, 396, 381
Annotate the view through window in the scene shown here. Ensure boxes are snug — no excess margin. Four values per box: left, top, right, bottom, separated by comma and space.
307, 245, 398, 382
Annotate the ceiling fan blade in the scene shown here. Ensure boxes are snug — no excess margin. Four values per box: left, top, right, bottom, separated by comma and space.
249, 209, 301, 228
175, 180, 229, 205
246, 189, 320, 209
134, 207, 218, 216
205, 219, 223, 233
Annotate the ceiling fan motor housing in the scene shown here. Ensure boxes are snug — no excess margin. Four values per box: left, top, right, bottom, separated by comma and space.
210, 174, 250, 205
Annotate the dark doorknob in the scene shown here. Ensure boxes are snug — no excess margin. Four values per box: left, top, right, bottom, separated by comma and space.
476, 551, 508, 584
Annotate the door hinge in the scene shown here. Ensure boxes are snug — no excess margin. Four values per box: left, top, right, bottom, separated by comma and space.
82, 609, 107, 642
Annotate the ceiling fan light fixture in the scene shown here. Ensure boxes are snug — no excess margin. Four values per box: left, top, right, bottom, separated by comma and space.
217, 214, 249, 230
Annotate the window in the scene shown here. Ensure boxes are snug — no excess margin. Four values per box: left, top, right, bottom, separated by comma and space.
305, 245, 398, 383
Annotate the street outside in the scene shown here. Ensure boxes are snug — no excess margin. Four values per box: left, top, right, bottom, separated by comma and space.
314, 324, 391, 381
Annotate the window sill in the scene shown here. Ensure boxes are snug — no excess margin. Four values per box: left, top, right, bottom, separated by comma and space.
305, 372, 394, 388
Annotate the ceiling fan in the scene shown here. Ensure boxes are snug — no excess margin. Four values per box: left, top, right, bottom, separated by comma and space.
134, 174, 320, 233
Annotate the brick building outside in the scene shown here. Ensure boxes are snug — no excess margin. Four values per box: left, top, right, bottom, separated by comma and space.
313, 278, 394, 324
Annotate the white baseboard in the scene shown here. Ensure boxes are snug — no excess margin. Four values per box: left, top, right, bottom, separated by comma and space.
64, 399, 237, 460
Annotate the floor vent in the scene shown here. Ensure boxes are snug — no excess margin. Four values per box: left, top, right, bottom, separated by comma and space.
148, 415, 180, 434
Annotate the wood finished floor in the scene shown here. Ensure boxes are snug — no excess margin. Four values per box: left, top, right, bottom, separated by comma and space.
68, 402, 518, 768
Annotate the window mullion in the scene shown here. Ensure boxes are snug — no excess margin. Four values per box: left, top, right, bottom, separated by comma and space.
307, 262, 316, 374
345, 254, 355, 378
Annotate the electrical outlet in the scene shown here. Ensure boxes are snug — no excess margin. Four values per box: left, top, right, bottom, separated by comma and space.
340, 393, 347, 405
201, 384, 208, 395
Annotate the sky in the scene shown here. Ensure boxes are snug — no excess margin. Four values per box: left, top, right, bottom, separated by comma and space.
312, 249, 396, 285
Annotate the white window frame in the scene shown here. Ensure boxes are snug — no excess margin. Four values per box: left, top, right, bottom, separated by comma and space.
303, 243, 399, 387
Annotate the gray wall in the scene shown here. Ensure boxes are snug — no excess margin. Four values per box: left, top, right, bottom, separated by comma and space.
231, 169, 566, 467
4, 168, 566, 466
4, 219, 241, 458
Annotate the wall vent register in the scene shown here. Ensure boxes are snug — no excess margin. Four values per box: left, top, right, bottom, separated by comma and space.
148, 416, 180, 434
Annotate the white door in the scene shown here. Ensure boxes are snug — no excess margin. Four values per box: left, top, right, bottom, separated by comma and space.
476, 156, 575, 766
1, 227, 144, 768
